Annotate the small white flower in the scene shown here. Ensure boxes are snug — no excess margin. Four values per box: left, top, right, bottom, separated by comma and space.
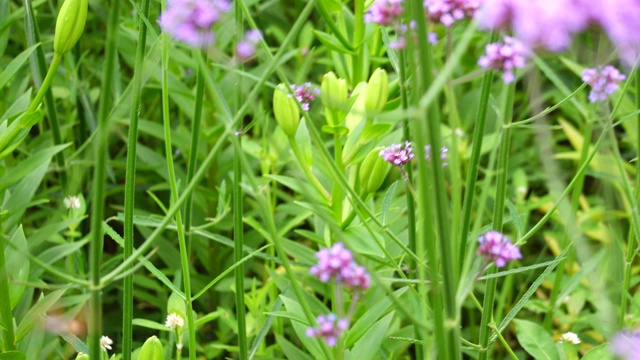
165, 312, 185, 329
100, 335, 113, 351
176, 343, 183, 351
63, 195, 81, 209
561, 332, 581, 344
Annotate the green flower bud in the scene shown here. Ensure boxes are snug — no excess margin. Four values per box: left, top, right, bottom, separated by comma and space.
359, 147, 390, 194
54, 0, 88, 55
345, 82, 367, 132
273, 83, 300, 137
365, 68, 389, 115
138, 336, 164, 360
75, 353, 90, 360
321, 72, 348, 126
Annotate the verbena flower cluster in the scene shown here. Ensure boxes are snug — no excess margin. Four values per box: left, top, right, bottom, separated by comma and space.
310, 242, 370, 290
236, 29, 263, 61
476, 0, 640, 64
478, 36, 527, 83
425, 145, 448, 166
364, 0, 404, 26
424, 0, 480, 27
305, 314, 349, 347
610, 330, 640, 360
380, 142, 414, 166
290, 83, 320, 111
477, 230, 521, 268
158, 0, 231, 48
581, 66, 626, 103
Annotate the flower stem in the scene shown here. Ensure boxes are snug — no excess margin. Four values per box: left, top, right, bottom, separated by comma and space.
0, 232, 15, 351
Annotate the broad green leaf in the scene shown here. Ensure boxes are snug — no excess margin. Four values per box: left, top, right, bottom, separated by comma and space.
6, 226, 29, 309
167, 291, 187, 322
0, 144, 69, 193
16, 289, 67, 341
132, 318, 168, 332
280, 295, 323, 359
276, 335, 314, 360
359, 123, 392, 144
581, 343, 613, 360
312, 30, 355, 54
346, 311, 394, 360
346, 288, 407, 348
514, 319, 561, 360
0, 351, 26, 360
0, 44, 39, 89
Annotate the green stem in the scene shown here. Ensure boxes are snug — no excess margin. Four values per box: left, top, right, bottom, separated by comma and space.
89, 0, 120, 357
27, 53, 61, 114
122, 0, 151, 355
352, 0, 365, 84
332, 132, 344, 221
161, 28, 197, 360
0, 235, 15, 351
478, 81, 515, 360
289, 137, 331, 200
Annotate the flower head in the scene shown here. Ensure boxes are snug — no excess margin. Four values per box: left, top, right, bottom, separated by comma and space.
305, 314, 349, 347
478, 36, 528, 83
425, 145, 448, 166
424, 0, 480, 27
290, 83, 320, 111
610, 330, 640, 360
100, 335, 113, 351
165, 312, 185, 329
310, 243, 370, 291
477, 230, 521, 268
158, 0, 231, 48
581, 65, 626, 103
64, 195, 81, 209
364, 0, 404, 26
561, 332, 581, 344
379, 141, 414, 166
236, 29, 263, 61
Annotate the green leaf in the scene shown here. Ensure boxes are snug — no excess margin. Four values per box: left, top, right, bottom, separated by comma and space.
276, 335, 314, 360
280, 295, 324, 359
0, 44, 39, 89
346, 288, 407, 348
16, 289, 67, 342
514, 319, 561, 360
381, 181, 398, 225
0, 144, 69, 193
312, 30, 355, 54
346, 311, 394, 360
132, 319, 168, 332
6, 226, 29, 309
0, 351, 26, 360
581, 343, 613, 360
359, 123, 392, 144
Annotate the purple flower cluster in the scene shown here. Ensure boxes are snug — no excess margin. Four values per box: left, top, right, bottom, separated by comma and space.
236, 29, 263, 61
158, 0, 230, 48
380, 142, 414, 166
364, 0, 404, 26
478, 36, 527, 83
310, 243, 370, 290
476, 0, 640, 64
389, 22, 438, 50
290, 83, 320, 111
305, 314, 349, 347
610, 330, 640, 360
424, 0, 480, 27
477, 230, 521, 268
581, 66, 626, 103
425, 145, 448, 166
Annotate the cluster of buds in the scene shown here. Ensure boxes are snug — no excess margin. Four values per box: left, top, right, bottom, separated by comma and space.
478, 36, 528, 83
306, 314, 349, 347
477, 230, 521, 268
581, 65, 626, 103
310, 243, 370, 291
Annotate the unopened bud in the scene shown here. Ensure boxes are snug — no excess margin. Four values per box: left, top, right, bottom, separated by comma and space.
75, 353, 89, 360
273, 83, 300, 137
359, 147, 390, 194
138, 336, 164, 360
53, 0, 88, 54
321, 72, 348, 126
365, 68, 388, 114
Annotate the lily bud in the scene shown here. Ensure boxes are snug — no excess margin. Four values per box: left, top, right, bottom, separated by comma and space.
273, 83, 300, 137
138, 336, 164, 360
75, 353, 89, 360
359, 147, 390, 194
365, 68, 388, 115
321, 72, 348, 126
53, 0, 88, 55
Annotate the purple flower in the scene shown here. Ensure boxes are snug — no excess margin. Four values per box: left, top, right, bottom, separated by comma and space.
477, 230, 521, 268
475, 0, 590, 52
424, 0, 480, 27
158, 0, 231, 48
389, 21, 438, 49
236, 29, 263, 60
478, 36, 527, 83
582, 65, 626, 103
589, 0, 640, 65
305, 314, 349, 347
289, 83, 320, 111
364, 0, 404, 26
379, 141, 414, 166
610, 331, 640, 360
310, 243, 370, 291
425, 145, 448, 166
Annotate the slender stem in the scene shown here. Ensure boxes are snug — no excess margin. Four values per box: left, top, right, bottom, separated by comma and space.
0, 236, 15, 351
89, 0, 120, 357
352, 0, 365, 84
289, 137, 331, 200
122, 0, 151, 355
161, 29, 197, 360
478, 81, 515, 360
331, 132, 344, 221
27, 53, 61, 114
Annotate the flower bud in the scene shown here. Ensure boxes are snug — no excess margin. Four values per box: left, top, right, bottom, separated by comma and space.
75, 353, 89, 360
321, 72, 348, 126
273, 83, 300, 137
138, 336, 165, 360
53, 0, 88, 55
359, 147, 390, 194
365, 68, 388, 114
